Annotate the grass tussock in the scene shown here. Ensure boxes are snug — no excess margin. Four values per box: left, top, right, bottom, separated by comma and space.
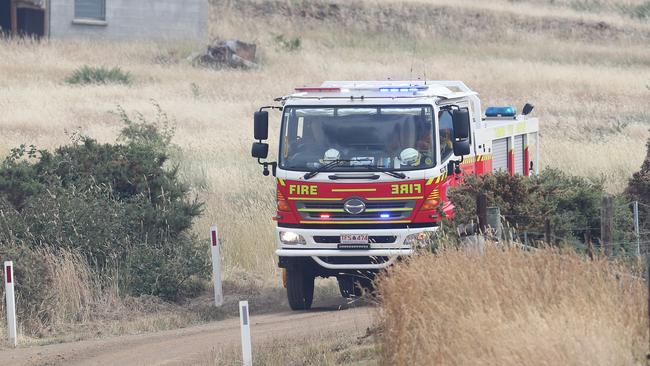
65, 65, 132, 85
376, 245, 647, 366
0, 246, 114, 338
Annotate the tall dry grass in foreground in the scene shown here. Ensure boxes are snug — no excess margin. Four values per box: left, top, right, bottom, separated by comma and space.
377, 245, 646, 366
0, 246, 113, 338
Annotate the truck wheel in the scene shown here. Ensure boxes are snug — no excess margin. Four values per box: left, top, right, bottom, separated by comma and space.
286, 267, 315, 310
337, 276, 363, 299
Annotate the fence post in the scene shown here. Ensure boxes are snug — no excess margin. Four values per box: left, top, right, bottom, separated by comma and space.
487, 206, 501, 240
646, 251, 650, 357
239, 301, 252, 366
634, 201, 640, 257
477, 194, 487, 234
210, 226, 223, 307
524, 231, 529, 249
544, 218, 552, 246
585, 231, 593, 260
601, 194, 613, 257
4, 261, 17, 347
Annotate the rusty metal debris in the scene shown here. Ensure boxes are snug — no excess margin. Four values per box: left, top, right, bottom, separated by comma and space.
191, 40, 259, 69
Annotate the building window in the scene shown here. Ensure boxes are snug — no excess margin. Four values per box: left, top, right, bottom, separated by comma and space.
74, 0, 105, 20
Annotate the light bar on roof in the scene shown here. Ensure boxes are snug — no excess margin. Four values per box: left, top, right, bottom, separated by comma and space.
378, 86, 428, 93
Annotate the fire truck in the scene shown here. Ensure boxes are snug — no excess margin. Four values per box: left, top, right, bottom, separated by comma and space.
251, 81, 539, 310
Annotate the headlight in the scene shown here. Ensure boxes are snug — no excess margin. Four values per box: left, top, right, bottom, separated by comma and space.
404, 231, 435, 247
279, 231, 306, 245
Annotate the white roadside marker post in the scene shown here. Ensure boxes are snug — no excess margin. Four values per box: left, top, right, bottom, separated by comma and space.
239, 301, 252, 366
210, 226, 223, 306
4, 261, 17, 347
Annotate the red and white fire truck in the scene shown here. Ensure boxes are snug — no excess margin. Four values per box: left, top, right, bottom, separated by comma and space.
251, 81, 539, 310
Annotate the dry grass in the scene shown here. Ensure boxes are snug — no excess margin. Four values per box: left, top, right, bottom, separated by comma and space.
1, 0, 647, 279
376, 245, 647, 365
203, 330, 378, 366
0, 1, 648, 345
0, 246, 115, 343
0, 248, 335, 347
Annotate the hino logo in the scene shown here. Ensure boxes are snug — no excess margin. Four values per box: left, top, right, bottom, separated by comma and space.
343, 198, 366, 215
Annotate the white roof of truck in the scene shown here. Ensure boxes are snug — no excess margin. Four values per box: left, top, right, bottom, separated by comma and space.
284, 80, 477, 101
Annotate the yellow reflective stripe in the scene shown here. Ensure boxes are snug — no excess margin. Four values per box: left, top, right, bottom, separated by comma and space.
331, 188, 375, 193
366, 196, 423, 201
288, 197, 342, 201
277, 178, 286, 186
366, 208, 413, 212
515, 122, 526, 133
300, 220, 411, 225
426, 177, 435, 186
298, 208, 345, 212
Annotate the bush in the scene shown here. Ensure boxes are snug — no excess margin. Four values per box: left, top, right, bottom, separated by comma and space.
272, 34, 302, 51
626, 135, 650, 234
625, 1, 650, 19
0, 106, 208, 306
65, 65, 132, 85
447, 168, 633, 252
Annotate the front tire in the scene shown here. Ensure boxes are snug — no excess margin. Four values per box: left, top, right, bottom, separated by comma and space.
286, 267, 315, 310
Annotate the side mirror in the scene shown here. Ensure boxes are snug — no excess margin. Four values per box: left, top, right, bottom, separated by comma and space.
522, 103, 534, 116
254, 111, 269, 140
452, 108, 470, 139
251, 142, 269, 159
453, 140, 470, 156
452, 108, 471, 156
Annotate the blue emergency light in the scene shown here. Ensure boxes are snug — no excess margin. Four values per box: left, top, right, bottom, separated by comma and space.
485, 106, 516, 117
379, 86, 428, 93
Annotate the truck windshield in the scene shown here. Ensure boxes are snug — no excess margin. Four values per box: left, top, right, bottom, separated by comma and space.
279, 105, 436, 172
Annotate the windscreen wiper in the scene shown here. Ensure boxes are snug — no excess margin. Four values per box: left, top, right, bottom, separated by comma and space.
303, 158, 374, 180
303, 159, 347, 180
360, 165, 406, 179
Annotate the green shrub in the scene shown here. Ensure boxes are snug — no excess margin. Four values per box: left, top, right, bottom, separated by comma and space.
0, 106, 208, 302
272, 34, 302, 51
625, 1, 650, 19
65, 65, 132, 85
626, 135, 650, 234
448, 168, 633, 253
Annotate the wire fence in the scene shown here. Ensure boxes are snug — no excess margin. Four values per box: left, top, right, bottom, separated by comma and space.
493, 199, 649, 261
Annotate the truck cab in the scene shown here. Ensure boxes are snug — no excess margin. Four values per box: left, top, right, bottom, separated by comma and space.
251, 81, 539, 310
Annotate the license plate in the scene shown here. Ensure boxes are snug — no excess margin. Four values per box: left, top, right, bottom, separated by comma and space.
340, 234, 369, 244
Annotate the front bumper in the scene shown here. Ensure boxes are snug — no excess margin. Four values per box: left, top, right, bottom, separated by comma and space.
275, 226, 436, 270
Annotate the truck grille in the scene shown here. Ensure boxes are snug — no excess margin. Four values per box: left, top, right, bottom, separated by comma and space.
296, 199, 415, 221
317, 256, 390, 265
313, 235, 397, 244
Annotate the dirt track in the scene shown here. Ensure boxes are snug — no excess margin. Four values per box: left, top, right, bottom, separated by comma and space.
0, 301, 374, 365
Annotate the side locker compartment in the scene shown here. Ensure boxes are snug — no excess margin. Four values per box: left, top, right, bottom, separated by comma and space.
514, 134, 526, 175
492, 137, 509, 173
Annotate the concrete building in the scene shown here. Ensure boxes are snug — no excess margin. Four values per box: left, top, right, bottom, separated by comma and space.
0, 0, 208, 41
